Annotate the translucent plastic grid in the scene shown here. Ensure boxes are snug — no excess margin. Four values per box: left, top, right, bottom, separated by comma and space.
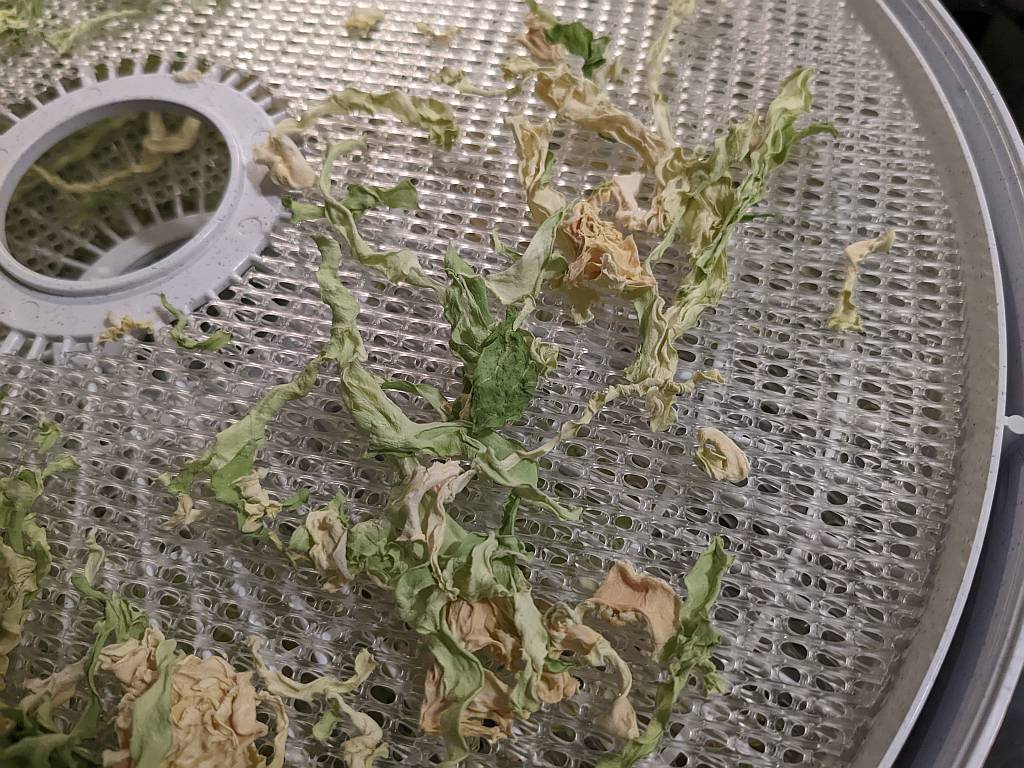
0, 0, 967, 766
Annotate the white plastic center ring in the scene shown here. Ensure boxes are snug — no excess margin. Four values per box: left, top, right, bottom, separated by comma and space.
0, 63, 280, 339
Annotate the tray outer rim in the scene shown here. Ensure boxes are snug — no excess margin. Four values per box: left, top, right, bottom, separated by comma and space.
868, 0, 1024, 765
843, 1, 1013, 766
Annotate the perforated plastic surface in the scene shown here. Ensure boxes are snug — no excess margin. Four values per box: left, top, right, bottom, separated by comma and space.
0, 1, 975, 767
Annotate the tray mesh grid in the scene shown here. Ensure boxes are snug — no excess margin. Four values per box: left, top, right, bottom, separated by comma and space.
0, 0, 967, 766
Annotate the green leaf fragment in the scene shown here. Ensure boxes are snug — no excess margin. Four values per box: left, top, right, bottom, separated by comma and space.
128, 638, 177, 768
827, 231, 895, 332
442, 245, 493, 380
4, 558, 148, 767
693, 427, 750, 483
250, 638, 375, 701
625, 68, 836, 429
159, 294, 232, 352
321, 203, 442, 298
159, 358, 321, 532
507, 115, 568, 227
159, 233, 364, 532
279, 87, 459, 151
485, 208, 566, 308
288, 493, 350, 589
81, 531, 105, 590
297, 142, 442, 298
644, 0, 696, 144
0, 706, 98, 768
342, 179, 419, 219
427, 626, 485, 765
34, 420, 60, 453
280, 487, 310, 510
433, 67, 515, 98
381, 379, 450, 418
0, 455, 78, 687
250, 638, 387, 767
282, 197, 327, 222
544, 21, 609, 79
344, 7, 384, 39
469, 309, 553, 432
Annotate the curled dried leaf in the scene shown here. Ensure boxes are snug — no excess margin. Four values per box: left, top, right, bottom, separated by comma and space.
693, 427, 750, 483
827, 231, 895, 332
559, 198, 655, 319
253, 133, 318, 190
585, 560, 680, 654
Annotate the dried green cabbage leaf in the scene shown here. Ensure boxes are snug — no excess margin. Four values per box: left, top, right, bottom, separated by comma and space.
160, 229, 370, 534
693, 427, 750, 483
126, 636, 176, 768
670, 69, 837, 325
485, 208, 566, 309
284, 145, 437, 293
158, 358, 322, 534
249, 637, 375, 701
516, 371, 723, 462
415, 21, 460, 45
34, 420, 60, 453
0, 705, 100, 768
0, 540, 147, 767
597, 537, 733, 768
159, 294, 232, 352
535, 66, 668, 170
0, 454, 78, 686
433, 67, 513, 98
544, 21, 609, 80
507, 116, 567, 226
827, 231, 895, 332
277, 87, 459, 151
288, 141, 443, 298
80, 531, 105, 592
624, 68, 835, 429
344, 7, 384, 39
288, 493, 351, 590
257, 88, 456, 189
442, 242, 558, 431
380, 379, 451, 418
442, 245, 494, 380
323, 201, 443, 298
645, 0, 696, 144
469, 309, 555, 432
342, 179, 419, 219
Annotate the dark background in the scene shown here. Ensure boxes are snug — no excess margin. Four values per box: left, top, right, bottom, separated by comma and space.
941, 0, 1024, 125
938, 2, 1023, 765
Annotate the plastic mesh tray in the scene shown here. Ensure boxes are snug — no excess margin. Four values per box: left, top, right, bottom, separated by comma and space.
0, 1, 1002, 767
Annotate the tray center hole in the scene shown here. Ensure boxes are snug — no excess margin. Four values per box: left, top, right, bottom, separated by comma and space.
3, 109, 230, 283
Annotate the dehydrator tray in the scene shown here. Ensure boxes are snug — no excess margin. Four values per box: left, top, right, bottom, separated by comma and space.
0, 1, 1016, 767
